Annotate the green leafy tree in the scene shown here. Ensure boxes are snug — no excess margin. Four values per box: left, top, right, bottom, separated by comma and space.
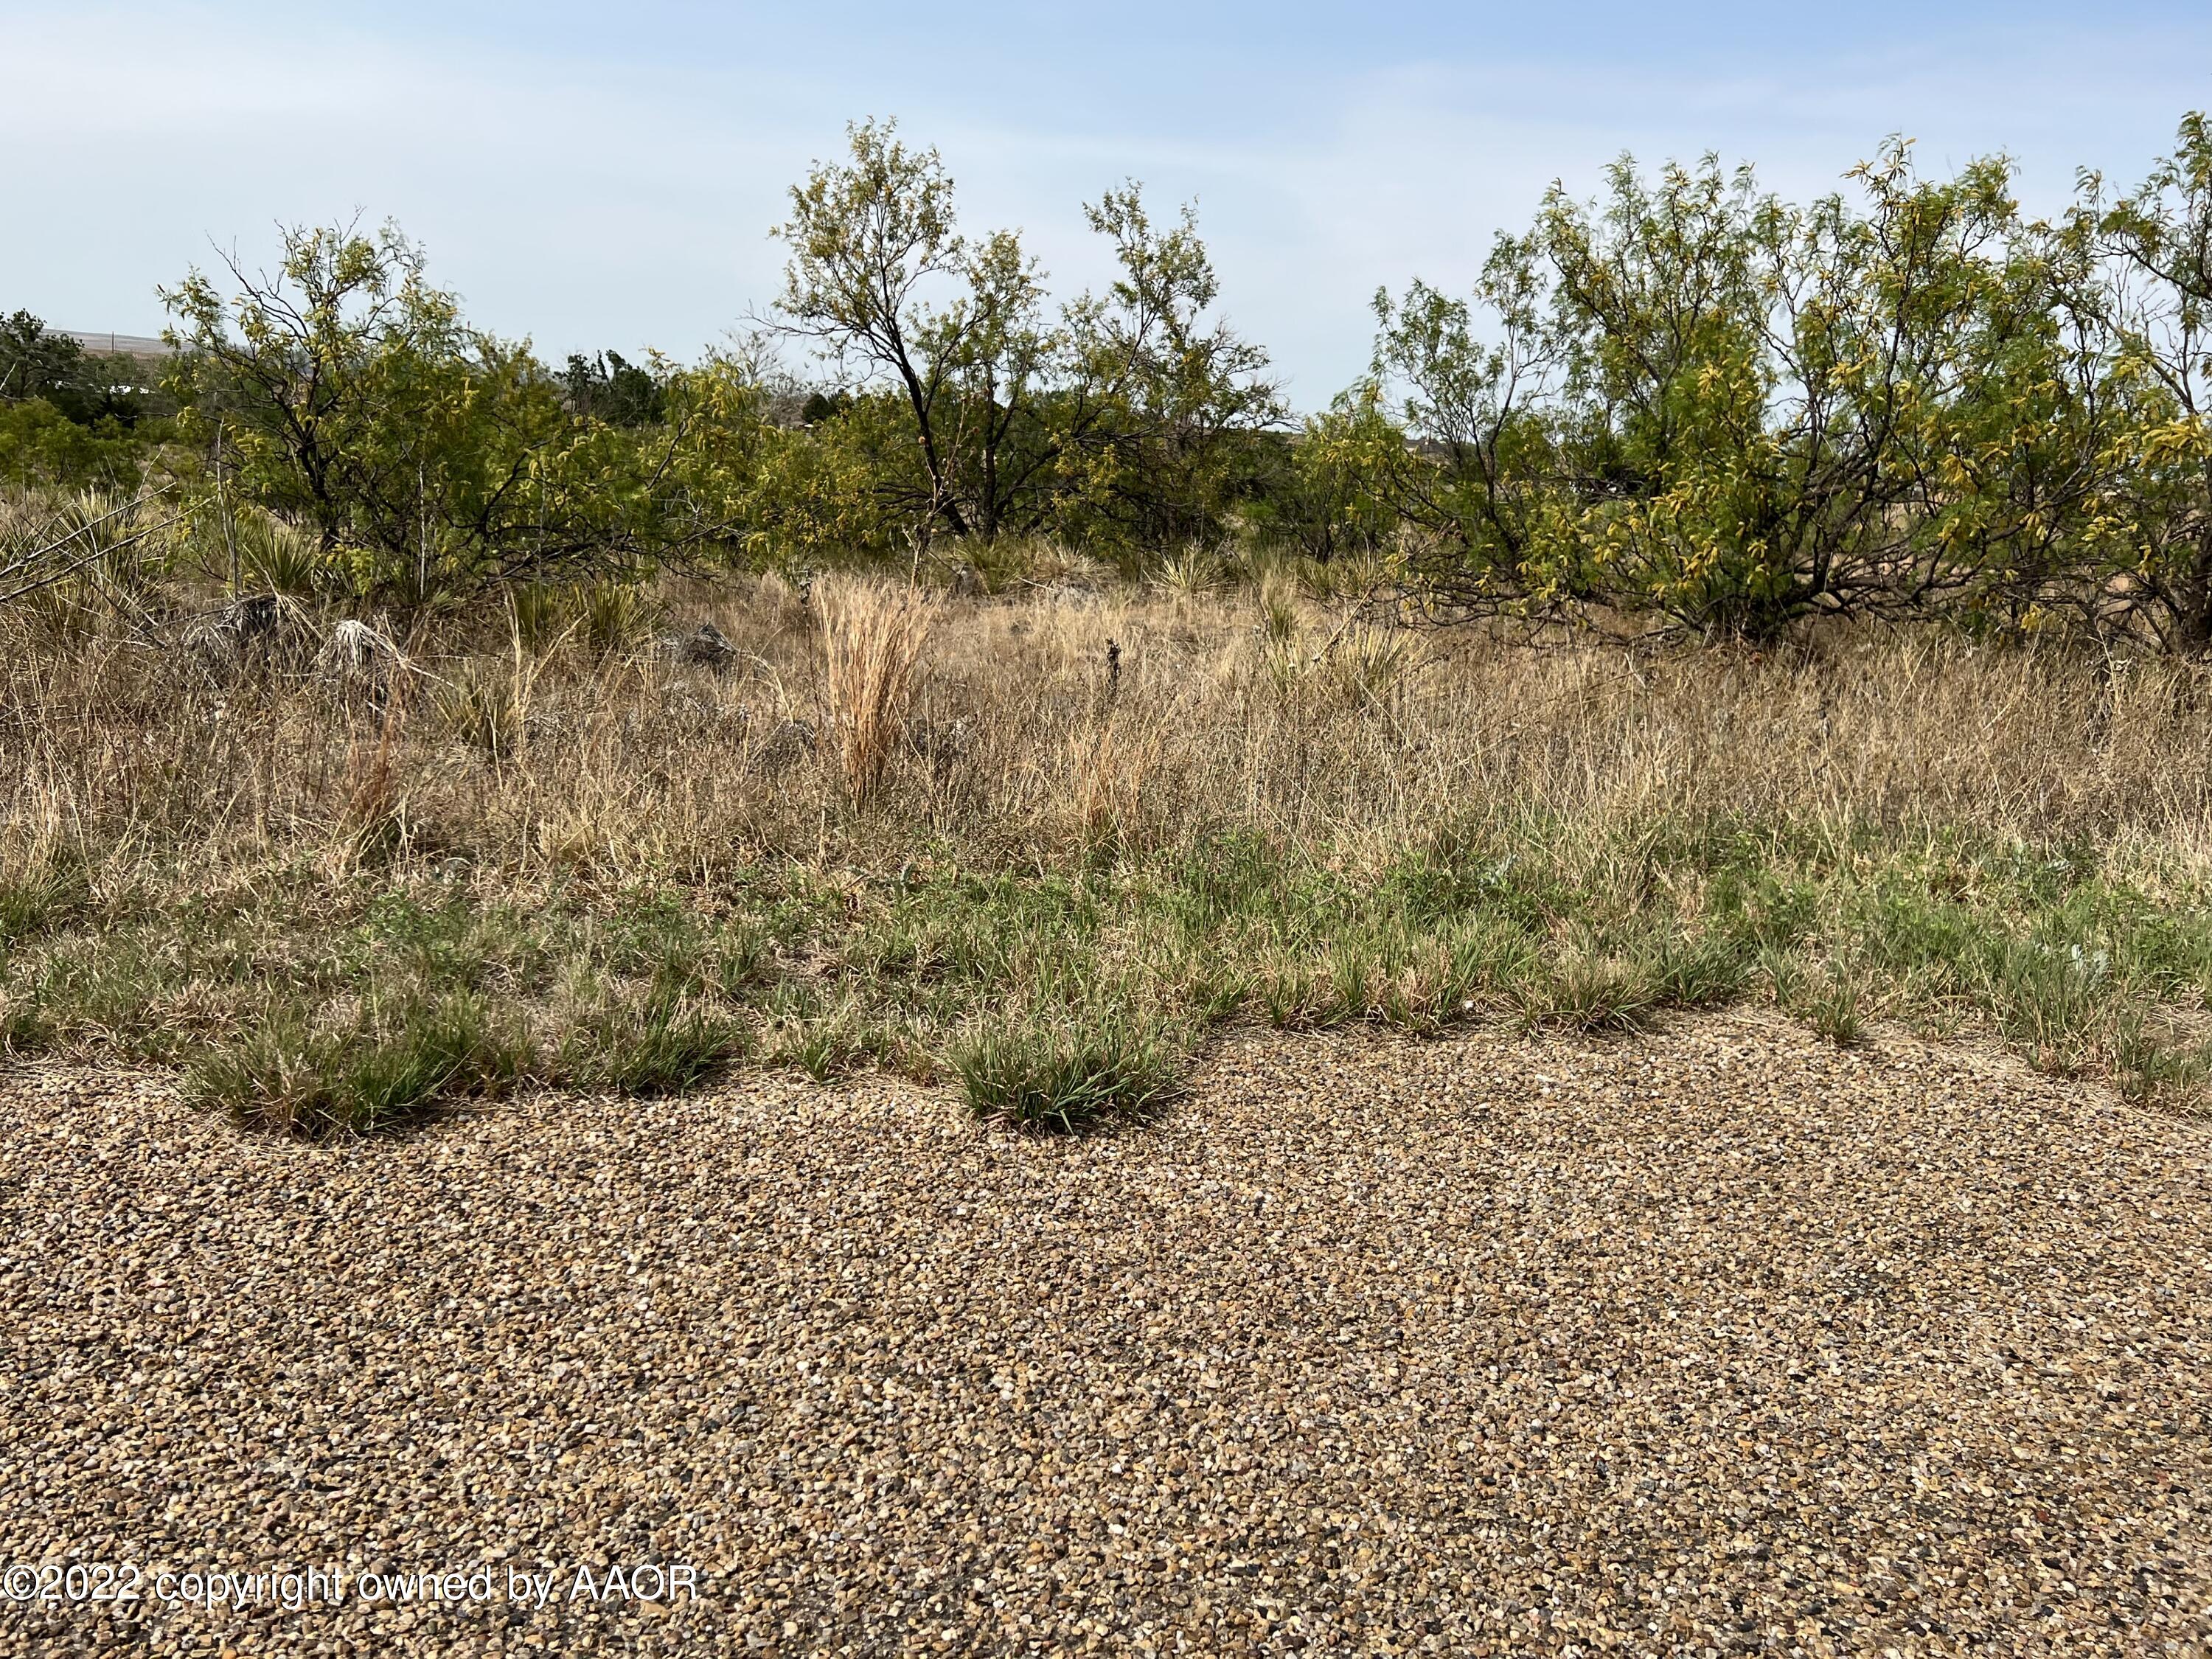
1059, 187, 1284, 552
2070, 114, 2212, 650
1534, 155, 1807, 637
1756, 145, 2105, 634
163, 222, 698, 602
1370, 146, 2100, 639
772, 125, 1281, 556
0, 312, 92, 411
771, 120, 984, 542
0, 311, 170, 488
1369, 234, 1576, 613
929, 228, 1069, 538
562, 350, 668, 427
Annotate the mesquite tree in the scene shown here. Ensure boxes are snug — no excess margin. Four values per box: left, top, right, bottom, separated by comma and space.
771, 122, 1280, 555
162, 221, 709, 602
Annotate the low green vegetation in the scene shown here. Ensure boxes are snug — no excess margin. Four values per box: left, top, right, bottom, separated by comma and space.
7, 805, 2211, 1135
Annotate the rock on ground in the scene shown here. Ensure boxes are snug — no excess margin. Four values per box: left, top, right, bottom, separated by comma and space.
1, 1012, 2208, 1655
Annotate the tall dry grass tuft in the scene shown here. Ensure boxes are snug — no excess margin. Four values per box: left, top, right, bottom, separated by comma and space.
1071, 714, 1167, 850
338, 700, 409, 858
818, 576, 938, 805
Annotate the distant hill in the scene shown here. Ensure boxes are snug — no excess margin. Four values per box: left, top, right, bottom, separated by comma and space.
61, 330, 173, 358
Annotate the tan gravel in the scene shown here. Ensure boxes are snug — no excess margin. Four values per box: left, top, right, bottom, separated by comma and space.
2, 1011, 2208, 1656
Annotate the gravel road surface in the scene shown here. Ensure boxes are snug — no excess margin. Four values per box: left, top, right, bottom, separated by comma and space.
2, 1012, 2208, 1655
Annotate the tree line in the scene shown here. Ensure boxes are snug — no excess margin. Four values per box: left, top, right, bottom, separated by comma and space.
5, 114, 2212, 649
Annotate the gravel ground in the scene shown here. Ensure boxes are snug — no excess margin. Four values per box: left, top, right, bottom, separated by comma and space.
2, 1012, 2208, 1657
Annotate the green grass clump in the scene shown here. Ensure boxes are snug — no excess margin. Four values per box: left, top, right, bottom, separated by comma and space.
1800, 966, 1867, 1046
1511, 945, 1663, 1035
950, 1012, 1183, 1132
0, 857, 90, 939
558, 993, 749, 1096
185, 991, 527, 1138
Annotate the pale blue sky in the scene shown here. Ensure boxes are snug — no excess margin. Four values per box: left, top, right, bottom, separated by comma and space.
7, 1, 2211, 406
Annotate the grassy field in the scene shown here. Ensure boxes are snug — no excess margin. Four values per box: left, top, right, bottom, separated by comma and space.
7, 552, 2212, 1136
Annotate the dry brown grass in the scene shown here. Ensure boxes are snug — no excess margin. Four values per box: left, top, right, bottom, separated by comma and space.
9, 557, 2212, 1130
817, 574, 938, 806
5, 569, 2212, 897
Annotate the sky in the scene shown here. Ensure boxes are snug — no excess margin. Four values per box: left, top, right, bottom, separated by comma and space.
7, 1, 2212, 408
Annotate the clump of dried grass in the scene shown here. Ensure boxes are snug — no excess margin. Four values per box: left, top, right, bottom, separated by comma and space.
1071, 714, 1166, 850
817, 575, 938, 805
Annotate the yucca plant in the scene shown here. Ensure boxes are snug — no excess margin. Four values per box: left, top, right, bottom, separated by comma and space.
1, 488, 171, 636
1323, 620, 1429, 709
1156, 542, 1227, 597
429, 627, 547, 759
1256, 571, 1301, 647
232, 509, 325, 598
580, 579, 656, 658
509, 582, 571, 651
